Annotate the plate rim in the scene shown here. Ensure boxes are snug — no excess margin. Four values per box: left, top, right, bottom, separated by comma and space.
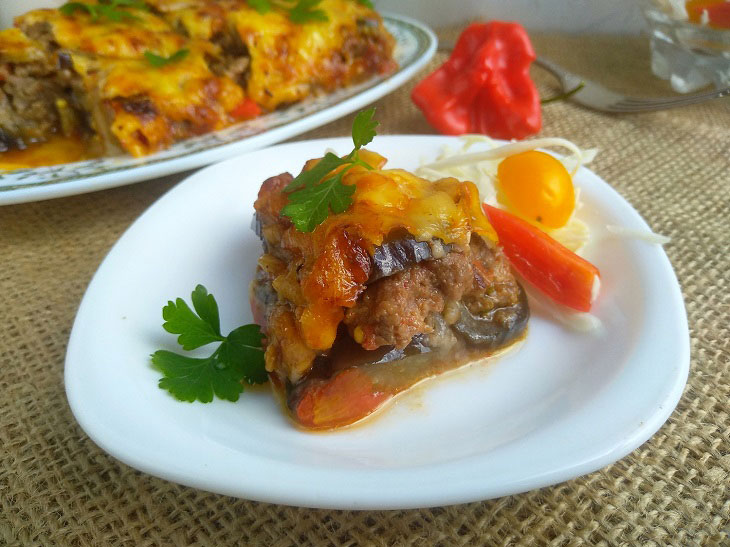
64, 135, 690, 509
0, 13, 437, 205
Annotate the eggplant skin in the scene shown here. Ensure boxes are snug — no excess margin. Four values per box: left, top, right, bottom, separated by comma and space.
252, 215, 452, 284
0, 127, 21, 153
370, 236, 453, 283
453, 285, 529, 350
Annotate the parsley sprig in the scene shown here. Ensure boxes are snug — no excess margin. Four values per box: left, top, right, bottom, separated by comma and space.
152, 285, 268, 403
288, 0, 328, 23
246, 0, 373, 23
60, 0, 148, 22
144, 48, 189, 67
282, 107, 379, 232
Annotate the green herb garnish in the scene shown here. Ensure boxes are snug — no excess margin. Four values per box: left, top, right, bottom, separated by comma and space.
288, 0, 328, 23
246, 0, 272, 13
144, 48, 190, 67
245, 0, 328, 23
282, 107, 378, 232
59, 0, 148, 22
108, 0, 149, 9
245, 0, 373, 23
152, 285, 267, 403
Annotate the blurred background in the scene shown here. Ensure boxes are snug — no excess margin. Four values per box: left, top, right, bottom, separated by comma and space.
2, 0, 645, 33
376, 0, 645, 34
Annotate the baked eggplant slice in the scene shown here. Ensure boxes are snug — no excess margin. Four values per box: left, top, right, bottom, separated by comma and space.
251, 150, 529, 429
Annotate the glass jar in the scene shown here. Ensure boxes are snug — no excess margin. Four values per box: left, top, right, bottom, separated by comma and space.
641, 0, 730, 92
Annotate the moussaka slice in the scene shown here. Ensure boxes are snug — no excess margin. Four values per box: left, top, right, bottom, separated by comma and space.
146, 0, 397, 111
1, 0, 396, 166
67, 42, 245, 157
9, 4, 246, 157
250, 150, 529, 429
0, 28, 93, 155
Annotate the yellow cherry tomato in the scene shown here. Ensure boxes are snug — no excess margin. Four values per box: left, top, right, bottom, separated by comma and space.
496, 150, 575, 229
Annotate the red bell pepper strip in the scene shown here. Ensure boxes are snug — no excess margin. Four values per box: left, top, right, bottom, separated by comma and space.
483, 204, 600, 312
290, 368, 390, 430
231, 98, 261, 120
411, 22, 541, 140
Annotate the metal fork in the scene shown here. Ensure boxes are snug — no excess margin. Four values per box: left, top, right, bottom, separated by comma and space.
534, 56, 730, 113
437, 42, 730, 112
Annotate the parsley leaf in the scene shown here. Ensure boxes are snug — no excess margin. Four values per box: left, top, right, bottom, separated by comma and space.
357, 0, 374, 8
59, 2, 98, 19
282, 169, 357, 232
282, 107, 379, 232
246, 0, 272, 13
284, 151, 346, 192
246, 0, 329, 23
162, 284, 223, 350
152, 285, 267, 403
225, 325, 270, 384
106, 0, 149, 9
60, 0, 144, 22
98, 4, 139, 21
288, 0, 328, 23
350, 107, 379, 149
144, 49, 190, 67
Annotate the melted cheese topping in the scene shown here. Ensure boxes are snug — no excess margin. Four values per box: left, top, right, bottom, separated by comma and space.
328, 166, 497, 248
17, 7, 187, 59
257, 151, 498, 361
71, 43, 244, 157
2, 1, 395, 165
0, 135, 90, 169
145, 0, 234, 40
148, 0, 396, 111
0, 28, 46, 63
232, 0, 394, 109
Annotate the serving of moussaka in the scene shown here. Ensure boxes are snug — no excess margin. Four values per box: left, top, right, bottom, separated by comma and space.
250, 150, 529, 429
0, 0, 396, 163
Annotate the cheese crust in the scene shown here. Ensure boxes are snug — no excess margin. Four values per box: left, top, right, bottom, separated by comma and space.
0, 0, 396, 161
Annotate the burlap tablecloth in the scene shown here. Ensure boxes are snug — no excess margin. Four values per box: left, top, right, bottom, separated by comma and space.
1, 29, 729, 545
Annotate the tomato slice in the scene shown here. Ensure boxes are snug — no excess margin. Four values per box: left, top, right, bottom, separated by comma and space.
483, 204, 600, 312
687, 0, 730, 28
704, 2, 730, 27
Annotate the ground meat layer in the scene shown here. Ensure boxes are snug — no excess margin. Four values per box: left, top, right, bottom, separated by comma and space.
0, 62, 65, 149
343, 235, 523, 351
0, 48, 87, 151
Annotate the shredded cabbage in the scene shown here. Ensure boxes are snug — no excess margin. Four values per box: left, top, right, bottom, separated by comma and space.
605, 225, 671, 245
519, 277, 604, 332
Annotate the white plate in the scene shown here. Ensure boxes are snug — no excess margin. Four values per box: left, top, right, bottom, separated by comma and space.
65, 136, 690, 509
0, 14, 435, 205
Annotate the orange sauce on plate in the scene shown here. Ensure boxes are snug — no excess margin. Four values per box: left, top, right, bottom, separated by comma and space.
0, 136, 91, 169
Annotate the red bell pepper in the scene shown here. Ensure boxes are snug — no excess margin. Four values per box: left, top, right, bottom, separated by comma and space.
411, 22, 541, 140
483, 204, 600, 312
231, 98, 261, 120
290, 368, 390, 430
